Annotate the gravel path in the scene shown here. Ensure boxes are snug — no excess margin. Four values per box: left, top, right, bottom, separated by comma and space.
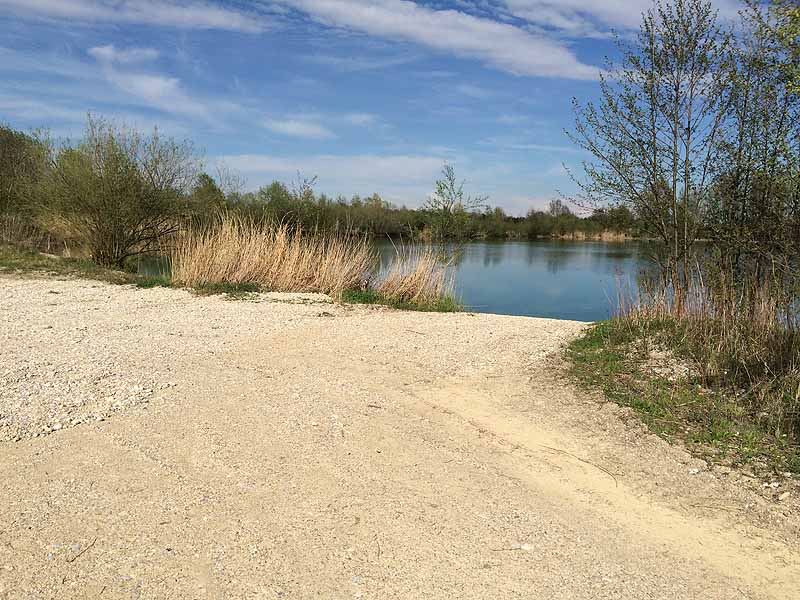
1, 275, 798, 599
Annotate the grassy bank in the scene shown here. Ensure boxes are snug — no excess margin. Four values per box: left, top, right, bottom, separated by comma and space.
568, 295, 800, 475
0, 244, 172, 288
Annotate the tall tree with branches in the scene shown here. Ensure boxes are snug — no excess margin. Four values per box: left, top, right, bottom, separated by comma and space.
568, 0, 730, 295
423, 163, 487, 240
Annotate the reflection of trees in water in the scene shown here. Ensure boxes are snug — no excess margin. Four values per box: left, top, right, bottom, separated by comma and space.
522, 241, 578, 274
479, 243, 507, 267
546, 250, 573, 274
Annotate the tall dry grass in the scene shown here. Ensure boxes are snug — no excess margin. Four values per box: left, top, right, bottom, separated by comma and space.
170, 215, 375, 296
617, 272, 800, 441
375, 245, 456, 307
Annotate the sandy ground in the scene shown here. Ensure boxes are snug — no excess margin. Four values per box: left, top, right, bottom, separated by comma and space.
1, 275, 799, 600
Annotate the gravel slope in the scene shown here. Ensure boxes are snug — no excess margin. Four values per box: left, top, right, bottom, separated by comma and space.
1, 275, 798, 599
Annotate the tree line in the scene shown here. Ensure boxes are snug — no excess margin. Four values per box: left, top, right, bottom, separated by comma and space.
0, 119, 638, 268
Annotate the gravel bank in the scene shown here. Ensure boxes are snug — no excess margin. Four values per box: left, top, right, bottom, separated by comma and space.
1, 275, 798, 599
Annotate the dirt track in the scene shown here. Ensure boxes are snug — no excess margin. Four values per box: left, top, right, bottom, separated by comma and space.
1, 276, 798, 599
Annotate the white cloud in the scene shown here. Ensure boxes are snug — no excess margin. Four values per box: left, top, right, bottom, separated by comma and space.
454, 83, 493, 99
481, 136, 585, 154
0, 98, 90, 123
0, 46, 99, 81
306, 53, 417, 72
264, 118, 335, 139
88, 45, 159, 64
277, 0, 599, 80
105, 70, 210, 118
501, 0, 743, 37
84, 46, 210, 118
342, 112, 378, 126
0, 0, 266, 32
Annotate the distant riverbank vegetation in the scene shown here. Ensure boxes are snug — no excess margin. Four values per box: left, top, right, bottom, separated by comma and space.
0, 120, 639, 256
568, 0, 800, 475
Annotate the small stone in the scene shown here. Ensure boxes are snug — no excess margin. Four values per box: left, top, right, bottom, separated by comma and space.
778, 491, 790, 502
52, 423, 62, 431
688, 468, 700, 475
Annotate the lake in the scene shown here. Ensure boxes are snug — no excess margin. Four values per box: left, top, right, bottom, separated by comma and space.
376, 240, 650, 322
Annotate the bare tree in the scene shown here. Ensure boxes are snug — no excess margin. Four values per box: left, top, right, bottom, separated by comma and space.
568, 0, 730, 294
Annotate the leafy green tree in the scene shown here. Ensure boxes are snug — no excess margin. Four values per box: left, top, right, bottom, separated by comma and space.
42, 116, 199, 267
423, 163, 487, 240
191, 173, 226, 214
0, 126, 48, 216
770, 0, 800, 94
707, 1, 800, 280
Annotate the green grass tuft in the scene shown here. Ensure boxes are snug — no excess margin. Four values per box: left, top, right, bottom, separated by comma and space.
341, 288, 461, 312
567, 319, 800, 475
191, 281, 262, 299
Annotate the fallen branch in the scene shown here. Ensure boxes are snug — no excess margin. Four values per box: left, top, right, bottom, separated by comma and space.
66, 537, 97, 564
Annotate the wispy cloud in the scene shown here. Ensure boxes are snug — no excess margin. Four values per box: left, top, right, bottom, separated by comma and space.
88, 44, 159, 64
342, 112, 378, 126
108, 71, 209, 117
0, 46, 98, 81
86, 45, 211, 119
277, 0, 600, 80
482, 136, 585, 154
455, 83, 493, 99
306, 52, 417, 72
0, 0, 267, 32
264, 118, 335, 139
500, 0, 743, 37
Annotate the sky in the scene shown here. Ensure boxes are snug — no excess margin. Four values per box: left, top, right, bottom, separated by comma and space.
0, 0, 743, 215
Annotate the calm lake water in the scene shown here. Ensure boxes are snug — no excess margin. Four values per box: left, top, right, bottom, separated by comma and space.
377, 240, 650, 322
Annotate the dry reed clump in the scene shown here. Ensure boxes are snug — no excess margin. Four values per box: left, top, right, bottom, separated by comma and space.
170, 216, 376, 296
618, 273, 800, 441
375, 245, 456, 307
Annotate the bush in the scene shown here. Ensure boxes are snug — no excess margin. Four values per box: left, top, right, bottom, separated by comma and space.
0, 125, 48, 217
40, 117, 199, 268
375, 245, 457, 308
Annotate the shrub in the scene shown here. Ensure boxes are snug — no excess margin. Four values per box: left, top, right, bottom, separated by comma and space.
0, 125, 48, 217
41, 116, 200, 268
619, 272, 800, 444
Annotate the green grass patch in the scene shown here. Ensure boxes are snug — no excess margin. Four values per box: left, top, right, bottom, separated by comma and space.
341, 288, 461, 313
567, 318, 800, 475
191, 281, 262, 300
0, 243, 159, 286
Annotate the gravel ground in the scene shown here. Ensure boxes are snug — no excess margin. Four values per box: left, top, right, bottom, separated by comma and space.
1, 275, 798, 599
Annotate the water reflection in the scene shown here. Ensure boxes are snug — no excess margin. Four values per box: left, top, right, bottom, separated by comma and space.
376, 240, 649, 321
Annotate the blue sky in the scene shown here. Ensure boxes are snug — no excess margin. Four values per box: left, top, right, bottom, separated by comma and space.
0, 0, 742, 214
